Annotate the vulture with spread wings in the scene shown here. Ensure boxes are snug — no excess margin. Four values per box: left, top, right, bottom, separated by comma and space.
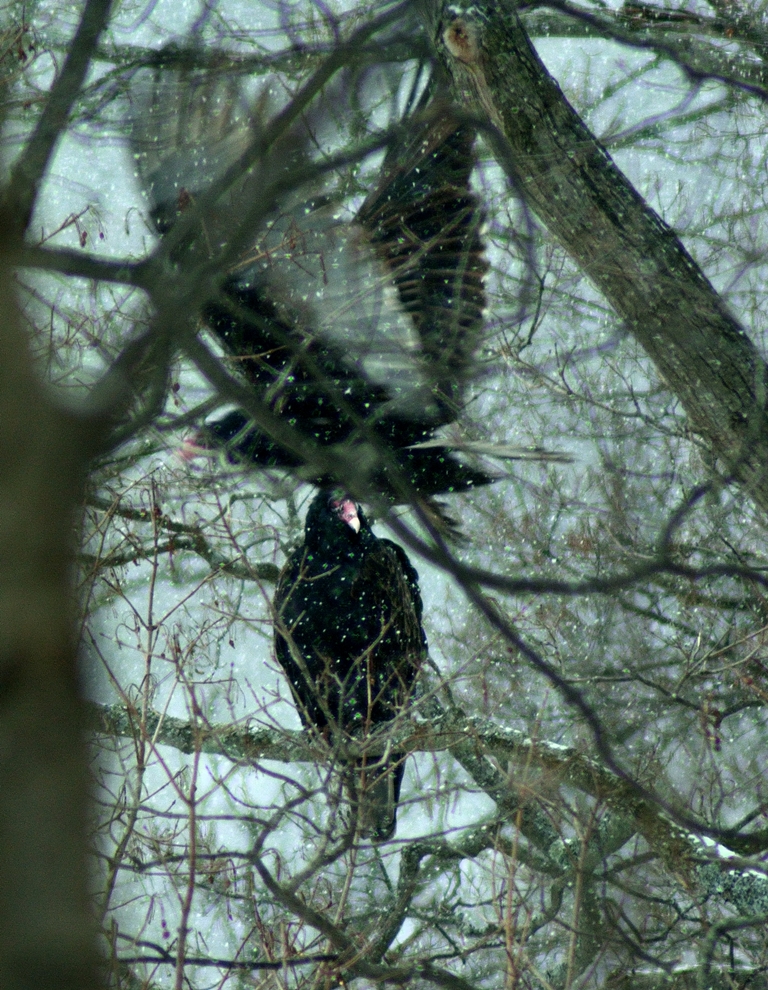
130, 66, 493, 504
274, 489, 426, 840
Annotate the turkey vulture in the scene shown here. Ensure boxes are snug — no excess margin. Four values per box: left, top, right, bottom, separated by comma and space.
274, 489, 427, 840
129, 66, 492, 503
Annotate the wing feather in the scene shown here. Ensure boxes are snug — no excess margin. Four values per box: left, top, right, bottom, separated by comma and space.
130, 65, 496, 508
357, 108, 488, 417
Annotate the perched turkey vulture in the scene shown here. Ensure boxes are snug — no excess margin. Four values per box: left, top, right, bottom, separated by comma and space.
274, 489, 427, 840
129, 66, 492, 504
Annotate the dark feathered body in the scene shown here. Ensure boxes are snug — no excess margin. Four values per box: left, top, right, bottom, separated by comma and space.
274, 491, 426, 839
130, 70, 489, 501
200, 113, 489, 498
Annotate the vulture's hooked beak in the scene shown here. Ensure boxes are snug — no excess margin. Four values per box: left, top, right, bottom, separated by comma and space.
333, 497, 361, 533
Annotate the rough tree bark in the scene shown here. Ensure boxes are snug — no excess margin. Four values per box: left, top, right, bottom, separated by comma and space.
419, 0, 768, 513
0, 233, 100, 990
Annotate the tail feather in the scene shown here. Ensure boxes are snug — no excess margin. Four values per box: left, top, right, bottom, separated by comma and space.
354, 756, 406, 842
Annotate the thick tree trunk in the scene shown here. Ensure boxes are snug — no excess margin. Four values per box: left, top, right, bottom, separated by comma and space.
420, 0, 768, 512
0, 244, 99, 990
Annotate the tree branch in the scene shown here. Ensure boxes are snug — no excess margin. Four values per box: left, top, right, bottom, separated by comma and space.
88, 700, 768, 918
3, 0, 114, 233
420, 0, 768, 517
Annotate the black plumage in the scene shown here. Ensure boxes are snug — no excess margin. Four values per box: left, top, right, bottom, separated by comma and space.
129, 70, 490, 502
274, 489, 427, 840
200, 112, 489, 499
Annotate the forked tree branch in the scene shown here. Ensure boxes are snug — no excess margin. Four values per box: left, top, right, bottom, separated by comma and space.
88, 700, 768, 920
419, 0, 768, 517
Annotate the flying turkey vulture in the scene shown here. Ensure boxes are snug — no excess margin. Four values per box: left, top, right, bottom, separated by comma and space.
274, 489, 427, 840
129, 65, 493, 505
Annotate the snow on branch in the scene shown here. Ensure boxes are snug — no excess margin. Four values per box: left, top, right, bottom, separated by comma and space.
88, 700, 768, 917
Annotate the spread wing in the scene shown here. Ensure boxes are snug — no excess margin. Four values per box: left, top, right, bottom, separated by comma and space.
357, 108, 488, 420
129, 65, 494, 499
129, 65, 307, 263
131, 70, 480, 420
